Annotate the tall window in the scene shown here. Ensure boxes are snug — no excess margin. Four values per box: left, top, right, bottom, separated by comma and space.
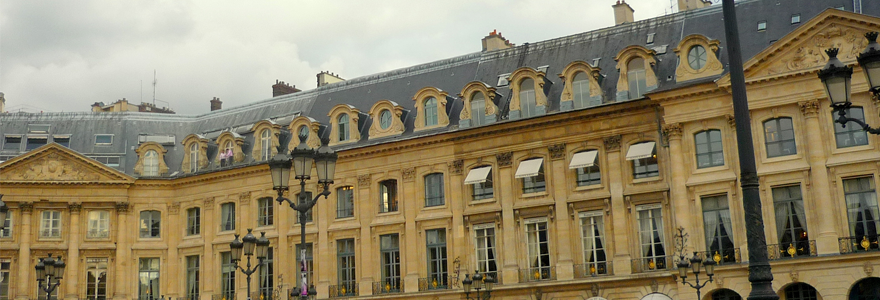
525, 219, 551, 280
844, 177, 880, 250
695, 130, 724, 168
426, 229, 448, 289
138, 258, 160, 300
86, 258, 108, 300
637, 205, 667, 270
424, 173, 445, 207
187, 207, 200, 236
139, 210, 160, 238
629, 142, 659, 179
473, 224, 498, 280
221, 252, 236, 300
0, 260, 10, 300
337, 239, 357, 296
702, 195, 735, 263
144, 150, 159, 176
296, 244, 314, 291
471, 167, 494, 200
259, 248, 274, 300
574, 150, 601, 187
189, 143, 199, 172
220, 203, 235, 231
86, 210, 110, 239
764, 117, 796, 157
519, 78, 537, 118
834, 107, 869, 148
424, 97, 438, 126
258, 197, 274, 227
337, 186, 354, 218
470, 92, 486, 127
260, 129, 271, 161
338, 114, 350, 142
0, 212, 10, 238
773, 185, 810, 256
297, 192, 313, 224
380, 234, 401, 292
185, 256, 199, 300
784, 283, 819, 300
379, 180, 398, 213
518, 158, 546, 194
40, 210, 62, 238
572, 72, 590, 109
579, 211, 607, 275
627, 57, 648, 99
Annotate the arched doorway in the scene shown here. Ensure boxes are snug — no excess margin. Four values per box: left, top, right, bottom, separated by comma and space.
850, 277, 880, 300
641, 293, 673, 300
711, 289, 743, 300
784, 283, 819, 300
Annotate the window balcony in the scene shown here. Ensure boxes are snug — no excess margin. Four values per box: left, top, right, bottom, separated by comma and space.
371, 280, 402, 295
768, 240, 816, 260
631, 255, 676, 273
329, 282, 358, 298
574, 262, 612, 278
86, 229, 109, 239
696, 248, 741, 266
518, 266, 555, 283
839, 235, 880, 254
418, 275, 450, 291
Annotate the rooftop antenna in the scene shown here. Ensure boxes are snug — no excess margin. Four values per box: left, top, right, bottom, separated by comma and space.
152, 69, 157, 106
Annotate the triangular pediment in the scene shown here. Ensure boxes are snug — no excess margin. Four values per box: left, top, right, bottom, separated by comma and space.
0, 144, 134, 184
717, 9, 880, 86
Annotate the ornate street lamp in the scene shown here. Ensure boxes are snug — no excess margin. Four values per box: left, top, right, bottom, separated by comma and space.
229, 229, 270, 300
821, 32, 880, 134
269, 134, 337, 300
673, 227, 717, 300
36, 254, 65, 300
0, 194, 8, 232
462, 271, 495, 300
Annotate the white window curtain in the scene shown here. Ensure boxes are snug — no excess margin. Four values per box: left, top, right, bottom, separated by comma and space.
222, 204, 235, 231
704, 211, 719, 249
638, 210, 652, 257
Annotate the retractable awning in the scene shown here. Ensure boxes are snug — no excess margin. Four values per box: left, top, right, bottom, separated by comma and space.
569, 150, 598, 169
625, 142, 656, 161
515, 158, 544, 178
464, 166, 493, 184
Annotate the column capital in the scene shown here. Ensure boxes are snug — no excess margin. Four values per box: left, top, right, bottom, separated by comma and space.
68, 202, 82, 214
548, 143, 566, 160
115, 202, 130, 213
604, 135, 622, 152
799, 100, 820, 117
19, 202, 34, 213
662, 123, 683, 140
496, 151, 513, 167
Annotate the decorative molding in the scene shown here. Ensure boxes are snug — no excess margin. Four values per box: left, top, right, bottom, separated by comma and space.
865, 262, 874, 277
763, 24, 868, 76
168, 203, 180, 215
726, 114, 737, 127
615, 45, 658, 94
203, 197, 215, 209
3, 152, 104, 181
240, 191, 252, 204
604, 135, 622, 151
650, 279, 659, 292
789, 270, 799, 282
673, 34, 724, 82
402, 168, 416, 182
412, 87, 451, 131
533, 289, 543, 300
507, 67, 549, 113
496, 152, 513, 167
458, 81, 499, 121
358, 174, 372, 188
662, 123, 683, 140
19, 202, 34, 213
590, 283, 600, 297
548, 144, 566, 160
368, 100, 406, 139
450, 159, 464, 175
328, 104, 362, 146
68, 203, 82, 213
134, 142, 170, 177
115, 202, 129, 213
798, 100, 820, 117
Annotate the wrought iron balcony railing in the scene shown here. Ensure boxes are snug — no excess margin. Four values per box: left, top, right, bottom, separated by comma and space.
631, 255, 676, 273
839, 235, 880, 254
371, 279, 402, 295
329, 282, 358, 298
574, 261, 612, 278
418, 275, 451, 291
768, 240, 816, 260
697, 248, 741, 266
518, 266, 555, 283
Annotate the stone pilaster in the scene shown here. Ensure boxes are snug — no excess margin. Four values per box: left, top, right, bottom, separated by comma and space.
65, 203, 82, 300
113, 202, 130, 300
663, 124, 695, 250
604, 135, 631, 275
799, 100, 838, 254
15, 202, 33, 300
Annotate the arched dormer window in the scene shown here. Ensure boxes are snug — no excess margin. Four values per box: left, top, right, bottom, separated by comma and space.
413, 87, 450, 131
250, 120, 281, 161
135, 142, 169, 177
558, 61, 603, 110
615, 45, 657, 101
458, 81, 498, 128
328, 104, 361, 146
287, 116, 321, 150
215, 131, 245, 166
368, 100, 405, 139
507, 67, 548, 120
181, 134, 209, 174
673, 35, 723, 82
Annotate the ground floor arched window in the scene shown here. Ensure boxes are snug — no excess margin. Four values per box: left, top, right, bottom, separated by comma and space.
712, 288, 743, 300
850, 277, 880, 300
784, 283, 819, 300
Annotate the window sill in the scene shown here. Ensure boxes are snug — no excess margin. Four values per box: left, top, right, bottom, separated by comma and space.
423, 204, 447, 210
85, 237, 112, 242
574, 184, 603, 192
693, 164, 727, 174
831, 143, 872, 155
522, 191, 549, 199
255, 224, 275, 230
138, 237, 162, 241
184, 234, 201, 239
632, 176, 662, 184
469, 198, 495, 205
764, 153, 800, 163
38, 237, 63, 241
335, 216, 356, 221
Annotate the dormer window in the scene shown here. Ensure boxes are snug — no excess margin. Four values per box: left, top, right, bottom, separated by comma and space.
298, 125, 309, 140
572, 72, 590, 109
507, 67, 548, 120
135, 142, 169, 177
687, 46, 707, 71
182, 134, 210, 174
458, 82, 498, 128
144, 150, 159, 176
424, 97, 438, 126
380, 110, 392, 129
413, 87, 451, 131
757, 21, 767, 31
338, 114, 350, 141
329, 104, 361, 146
190, 143, 199, 172
615, 46, 657, 101
627, 58, 648, 99
260, 129, 271, 161
368, 100, 405, 139
470, 92, 486, 127
519, 78, 538, 118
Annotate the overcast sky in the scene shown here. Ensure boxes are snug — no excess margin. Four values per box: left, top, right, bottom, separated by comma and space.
0, 0, 688, 115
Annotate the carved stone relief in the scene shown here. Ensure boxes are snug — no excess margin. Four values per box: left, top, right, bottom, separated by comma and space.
764, 24, 869, 76
496, 152, 513, 167
402, 168, 416, 182
358, 174, 372, 188
2, 152, 104, 181
604, 135, 622, 151
450, 159, 464, 175
548, 144, 566, 160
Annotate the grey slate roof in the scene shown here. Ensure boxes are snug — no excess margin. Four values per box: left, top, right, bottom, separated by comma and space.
0, 0, 875, 177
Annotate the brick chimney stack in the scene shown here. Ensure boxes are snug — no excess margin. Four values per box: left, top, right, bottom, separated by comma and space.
273, 80, 301, 97
481, 30, 514, 52
210, 97, 222, 111
317, 71, 345, 87
613, 0, 635, 25
678, 0, 711, 12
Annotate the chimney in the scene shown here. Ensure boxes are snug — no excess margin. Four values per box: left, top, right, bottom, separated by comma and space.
317, 71, 345, 87
678, 0, 711, 12
210, 97, 223, 111
272, 80, 301, 97
0, 92, 5, 113
613, 0, 635, 25
482, 30, 514, 52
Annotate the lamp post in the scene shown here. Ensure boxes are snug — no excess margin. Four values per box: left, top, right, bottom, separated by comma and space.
820, 32, 880, 134
720, 0, 778, 299
229, 229, 270, 300
674, 228, 716, 300
462, 271, 495, 300
0, 194, 8, 232
35, 254, 65, 300
269, 135, 337, 300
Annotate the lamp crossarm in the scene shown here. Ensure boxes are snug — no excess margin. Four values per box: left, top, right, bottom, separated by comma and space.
235, 256, 264, 276
680, 272, 713, 290
837, 115, 880, 134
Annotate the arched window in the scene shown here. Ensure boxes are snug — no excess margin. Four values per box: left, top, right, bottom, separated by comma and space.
380, 109, 392, 129
260, 129, 271, 161
189, 143, 199, 172
338, 114, 350, 142
298, 125, 310, 140
627, 57, 648, 99
572, 72, 590, 109
764, 117, 796, 157
834, 107, 869, 148
470, 92, 486, 127
144, 150, 159, 177
520, 78, 537, 118
695, 130, 724, 168
424, 97, 438, 126
849, 277, 880, 300
711, 289, 742, 300
784, 283, 819, 300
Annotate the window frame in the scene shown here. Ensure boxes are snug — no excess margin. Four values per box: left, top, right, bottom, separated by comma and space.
470, 91, 487, 127
843, 177, 880, 249
424, 97, 438, 127
0, 212, 11, 238
143, 150, 159, 176
40, 210, 62, 239
772, 185, 810, 256
336, 186, 355, 219
338, 114, 350, 142
627, 57, 648, 99
579, 211, 608, 275
379, 180, 399, 213
337, 238, 357, 295
571, 72, 591, 109
380, 234, 401, 292
763, 117, 797, 158
2, 135, 21, 151
139, 210, 161, 239
220, 203, 236, 232
221, 252, 236, 300
519, 78, 538, 118
137, 257, 160, 300
186, 207, 201, 236
687, 45, 708, 71
296, 192, 314, 224
425, 229, 448, 289
694, 129, 725, 168
185, 256, 200, 300
94, 134, 114, 145
524, 218, 552, 280
85, 257, 109, 300
257, 197, 274, 227
701, 195, 736, 263
260, 129, 271, 161
424, 173, 445, 207
473, 224, 498, 280
86, 210, 110, 240
636, 204, 667, 270
259, 247, 275, 299
833, 107, 869, 148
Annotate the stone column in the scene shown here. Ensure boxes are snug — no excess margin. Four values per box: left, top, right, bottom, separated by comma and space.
663, 124, 696, 250
447, 159, 467, 284
65, 203, 82, 300
356, 174, 374, 297
316, 185, 330, 299
113, 202, 130, 300
799, 100, 838, 255
275, 193, 290, 300
201, 197, 216, 300
166, 203, 181, 298
604, 136, 632, 275
548, 143, 574, 280
15, 202, 33, 300
495, 152, 520, 284
401, 167, 418, 293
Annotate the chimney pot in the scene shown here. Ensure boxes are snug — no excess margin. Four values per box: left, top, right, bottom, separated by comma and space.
613, 0, 635, 25
210, 97, 223, 111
